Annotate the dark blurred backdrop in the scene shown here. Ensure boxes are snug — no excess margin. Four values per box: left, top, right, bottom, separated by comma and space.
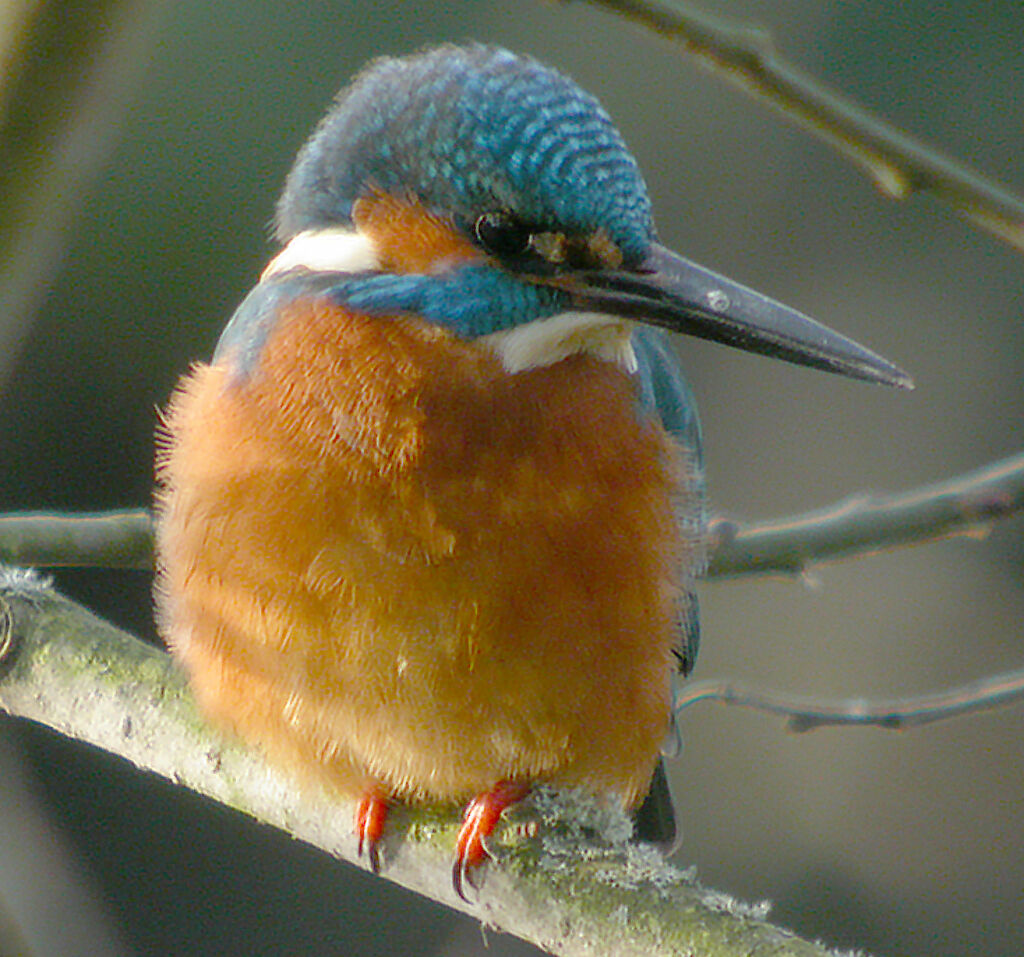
1, 1, 1022, 955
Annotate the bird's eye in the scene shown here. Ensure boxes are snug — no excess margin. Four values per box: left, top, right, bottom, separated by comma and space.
474, 211, 532, 258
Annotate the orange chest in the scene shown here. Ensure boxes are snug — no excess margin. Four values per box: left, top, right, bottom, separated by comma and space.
159, 299, 690, 803
166, 298, 690, 666
224, 299, 684, 558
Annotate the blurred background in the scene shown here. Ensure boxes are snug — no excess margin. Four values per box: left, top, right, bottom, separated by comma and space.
0, 0, 1021, 954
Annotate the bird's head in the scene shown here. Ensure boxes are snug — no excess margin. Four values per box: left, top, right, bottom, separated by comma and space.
263, 44, 910, 386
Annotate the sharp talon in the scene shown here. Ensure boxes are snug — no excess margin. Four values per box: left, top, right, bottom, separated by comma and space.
452, 781, 530, 900
356, 791, 390, 874
452, 857, 470, 903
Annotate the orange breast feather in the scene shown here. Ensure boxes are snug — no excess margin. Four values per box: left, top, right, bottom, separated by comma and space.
156, 298, 687, 807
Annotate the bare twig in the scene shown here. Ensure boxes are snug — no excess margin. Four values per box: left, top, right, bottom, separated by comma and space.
0, 571, 837, 957
568, 0, 1024, 251
707, 450, 1024, 578
0, 510, 154, 570
675, 669, 1024, 732
3, 453, 1022, 578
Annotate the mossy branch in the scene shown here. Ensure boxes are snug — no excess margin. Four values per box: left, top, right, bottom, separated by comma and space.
2, 452, 1022, 578
567, 0, 1024, 252
0, 570, 839, 957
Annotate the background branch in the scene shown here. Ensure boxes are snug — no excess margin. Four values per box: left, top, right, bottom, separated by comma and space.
0, 510, 154, 570
568, 0, 1024, 251
3, 453, 1022, 578
0, 571, 838, 957
676, 669, 1024, 732
706, 450, 1024, 578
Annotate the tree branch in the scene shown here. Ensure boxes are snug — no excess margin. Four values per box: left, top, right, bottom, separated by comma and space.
0, 569, 839, 957
566, 0, 1024, 252
707, 450, 1024, 578
0, 510, 154, 570
676, 670, 1024, 732
2, 453, 1022, 579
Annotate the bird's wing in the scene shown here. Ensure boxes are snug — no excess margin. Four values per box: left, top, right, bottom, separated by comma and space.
632, 325, 707, 679
631, 327, 708, 851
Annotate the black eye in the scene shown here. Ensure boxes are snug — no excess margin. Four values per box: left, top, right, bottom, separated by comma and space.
474, 211, 532, 258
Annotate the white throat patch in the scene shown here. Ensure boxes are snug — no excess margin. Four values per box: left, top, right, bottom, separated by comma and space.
481, 312, 637, 374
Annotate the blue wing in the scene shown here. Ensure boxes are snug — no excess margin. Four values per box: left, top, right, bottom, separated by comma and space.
632, 326, 706, 846
214, 272, 346, 374
632, 326, 706, 678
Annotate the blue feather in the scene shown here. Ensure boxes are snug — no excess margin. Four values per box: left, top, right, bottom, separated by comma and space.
277, 45, 654, 262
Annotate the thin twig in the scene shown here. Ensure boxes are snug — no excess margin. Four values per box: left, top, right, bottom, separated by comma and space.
568, 0, 1024, 252
0, 510, 154, 570
707, 450, 1024, 578
2, 453, 1022, 578
676, 669, 1024, 732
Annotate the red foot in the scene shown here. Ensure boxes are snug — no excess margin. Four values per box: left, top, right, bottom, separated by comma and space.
453, 781, 530, 901
356, 791, 390, 873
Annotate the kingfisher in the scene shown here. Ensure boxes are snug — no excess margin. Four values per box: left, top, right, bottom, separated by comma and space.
154, 44, 909, 899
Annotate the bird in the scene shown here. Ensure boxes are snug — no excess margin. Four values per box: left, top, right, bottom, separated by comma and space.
154, 43, 910, 899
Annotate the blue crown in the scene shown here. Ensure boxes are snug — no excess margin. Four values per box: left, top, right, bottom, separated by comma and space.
276, 44, 655, 262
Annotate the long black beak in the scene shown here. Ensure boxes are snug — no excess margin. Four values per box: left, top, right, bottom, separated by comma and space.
563, 243, 913, 389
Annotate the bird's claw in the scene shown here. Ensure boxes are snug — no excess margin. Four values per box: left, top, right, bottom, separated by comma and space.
356, 790, 390, 874
452, 781, 530, 902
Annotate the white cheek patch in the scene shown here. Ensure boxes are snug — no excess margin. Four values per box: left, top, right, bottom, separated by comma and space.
262, 228, 380, 279
480, 311, 637, 375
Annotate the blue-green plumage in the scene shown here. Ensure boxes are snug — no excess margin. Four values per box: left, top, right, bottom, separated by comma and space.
277, 44, 653, 260
217, 43, 906, 687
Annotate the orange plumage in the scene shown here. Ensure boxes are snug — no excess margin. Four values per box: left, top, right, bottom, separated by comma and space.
155, 297, 688, 810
